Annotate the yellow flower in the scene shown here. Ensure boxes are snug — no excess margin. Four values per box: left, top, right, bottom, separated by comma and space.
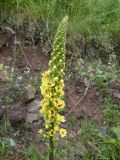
45, 93, 52, 99
40, 106, 47, 114
60, 90, 64, 96
59, 128, 67, 138
45, 124, 49, 129
40, 99, 48, 106
55, 86, 64, 96
47, 82, 54, 87
40, 84, 51, 95
57, 115, 65, 122
49, 129, 55, 137
38, 129, 43, 134
53, 99, 65, 110
47, 109, 57, 121
57, 100, 65, 109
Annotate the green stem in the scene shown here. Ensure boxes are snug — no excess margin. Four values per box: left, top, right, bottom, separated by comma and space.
49, 136, 54, 160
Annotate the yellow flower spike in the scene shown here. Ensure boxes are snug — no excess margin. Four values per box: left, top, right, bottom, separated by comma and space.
39, 16, 68, 140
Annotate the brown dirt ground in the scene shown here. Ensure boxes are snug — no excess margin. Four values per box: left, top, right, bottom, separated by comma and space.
0, 33, 103, 123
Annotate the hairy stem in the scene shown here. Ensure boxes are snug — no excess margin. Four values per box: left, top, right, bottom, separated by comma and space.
49, 136, 54, 160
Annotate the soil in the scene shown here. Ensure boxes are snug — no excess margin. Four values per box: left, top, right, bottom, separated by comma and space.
0, 33, 103, 121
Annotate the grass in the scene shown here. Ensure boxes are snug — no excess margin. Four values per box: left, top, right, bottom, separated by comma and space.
80, 99, 120, 160
24, 145, 40, 160
0, 0, 120, 52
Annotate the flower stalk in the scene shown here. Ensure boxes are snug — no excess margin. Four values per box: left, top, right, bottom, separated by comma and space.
49, 136, 54, 160
38, 15, 68, 160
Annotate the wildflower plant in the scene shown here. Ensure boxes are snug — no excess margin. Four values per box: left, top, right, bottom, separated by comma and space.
38, 15, 68, 159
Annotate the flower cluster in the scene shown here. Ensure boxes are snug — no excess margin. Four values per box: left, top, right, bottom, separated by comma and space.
38, 16, 68, 138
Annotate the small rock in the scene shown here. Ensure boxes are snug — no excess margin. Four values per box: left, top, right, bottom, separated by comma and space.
113, 92, 120, 99
25, 40, 32, 45
26, 99, 42, 123
26, 113, 39, 123
1, 106, 6, 109
0, 71, 6, 82
27, 100, 40, 113
77, 129, 82, 136
0, 102, 27, 123
25, 85, 36, 101
9, 138, 16, 147
99, 127, 107, 134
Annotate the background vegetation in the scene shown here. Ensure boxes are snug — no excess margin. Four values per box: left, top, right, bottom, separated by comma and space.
0, 0, 120, 160
0, 0, 120, 50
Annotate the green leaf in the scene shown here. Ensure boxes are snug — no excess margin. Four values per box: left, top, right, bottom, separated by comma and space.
111, 127, 120, 140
